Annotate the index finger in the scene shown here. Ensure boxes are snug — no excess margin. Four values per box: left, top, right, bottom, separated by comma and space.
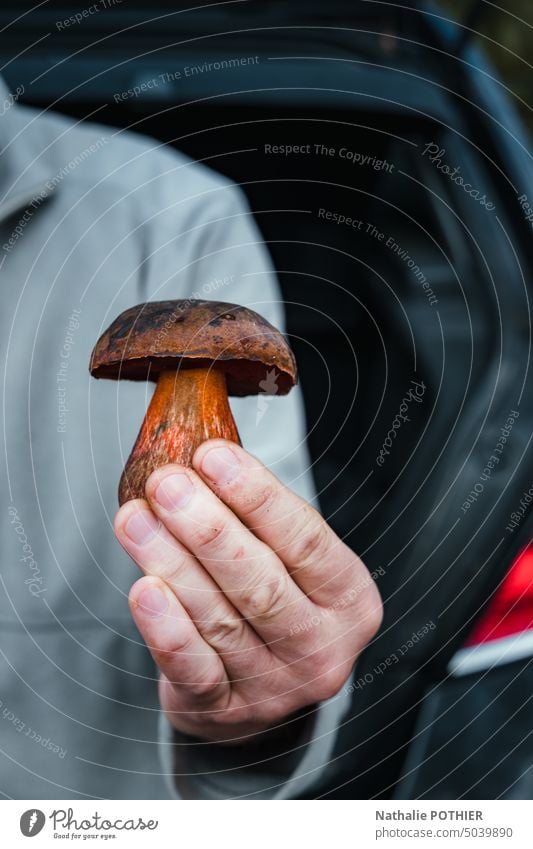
192, 440, 374, 609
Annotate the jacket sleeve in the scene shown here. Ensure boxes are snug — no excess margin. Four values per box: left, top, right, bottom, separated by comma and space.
147, 171, 352, 798
159, 676, 354, 799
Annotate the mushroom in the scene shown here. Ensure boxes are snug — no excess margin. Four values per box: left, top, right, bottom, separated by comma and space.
89, 299, 297, 505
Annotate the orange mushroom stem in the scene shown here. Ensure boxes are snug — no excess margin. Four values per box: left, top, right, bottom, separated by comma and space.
118, 367, 240, 506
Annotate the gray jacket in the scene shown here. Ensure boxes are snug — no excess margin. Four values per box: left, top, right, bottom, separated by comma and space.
0, 77, 349, 799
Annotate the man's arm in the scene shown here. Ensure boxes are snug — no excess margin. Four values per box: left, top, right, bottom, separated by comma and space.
115, 441, 381, 795
118, 179, 382, 797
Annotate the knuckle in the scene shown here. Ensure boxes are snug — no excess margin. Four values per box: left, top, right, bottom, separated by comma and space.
163, 552, 190, 587
239, 483, 277, 519
151, 630, 196, 668
192, 520, 228, 553
186, 671, 225, 700
199, 612, 246, 651
288, 511, 330, 568
313, 664, 351, 702
240, 572, 289, 622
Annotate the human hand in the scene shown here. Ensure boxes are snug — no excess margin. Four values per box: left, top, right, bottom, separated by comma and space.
114, 440, 383, 743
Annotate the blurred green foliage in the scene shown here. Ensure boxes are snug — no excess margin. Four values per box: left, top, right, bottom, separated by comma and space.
441, 0, 532, 133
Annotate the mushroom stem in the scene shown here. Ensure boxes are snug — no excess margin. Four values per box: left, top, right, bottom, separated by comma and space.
118, 368, 241, 506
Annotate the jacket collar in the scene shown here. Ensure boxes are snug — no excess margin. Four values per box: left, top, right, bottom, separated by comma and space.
0, 75, 61, 222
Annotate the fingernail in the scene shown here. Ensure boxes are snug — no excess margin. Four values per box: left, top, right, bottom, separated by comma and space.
137, 585, 168, 618
124, 510, 160, 545
155, 473, 194, 511
201, 447, 241, 485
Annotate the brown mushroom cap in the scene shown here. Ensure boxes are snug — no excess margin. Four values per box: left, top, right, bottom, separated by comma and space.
89, 300, 297, 396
